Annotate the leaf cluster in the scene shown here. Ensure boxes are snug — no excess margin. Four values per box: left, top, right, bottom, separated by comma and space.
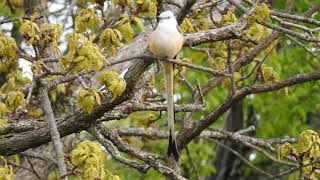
117, 13, 144, 43
19, 19, 40, 45
11, 0, 23, 7
1, 70, 31, 93
100, 28, 123, 56
75, 8, 101, 33
19, 15, 62, 47
180, 18, 196, 33
180, 10, 214, 33
60, 33, 105, 73
134, 0, 157, 17
112, 0, 131, 7
97, 70, 126, 100
0, 34, 18, 61
0, 156, 14, 180
70, 140, 106, 180
5, 91, 25, 111
49, 84, 66, 103
77, 88, 101, 113
251, 3, 270, 23
279, 130, 320, 177
39, 22, 62, 47
220, 11, 237, 26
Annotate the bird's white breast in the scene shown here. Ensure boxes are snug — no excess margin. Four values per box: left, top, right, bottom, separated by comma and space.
149, 22, 183, 58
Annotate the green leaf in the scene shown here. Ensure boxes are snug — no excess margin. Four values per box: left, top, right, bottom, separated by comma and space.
309, 144, 320, 159
252, 3, 270, 23
122, 23, 134, 42
70, 140, 106, 179
131, 17, 144, 32
77, 88, 102, 113
0, 102, 8, 116
0, 119, 8, 128
5, 91, 25, 111
278, 142, 292, 160
97, 70, 126, 100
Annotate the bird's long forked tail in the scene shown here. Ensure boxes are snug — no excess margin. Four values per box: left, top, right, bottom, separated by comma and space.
163, 62, 179, 161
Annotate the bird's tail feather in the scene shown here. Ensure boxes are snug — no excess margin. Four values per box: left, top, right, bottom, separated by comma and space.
167, 130, 179, 161
163, 63, 179, 161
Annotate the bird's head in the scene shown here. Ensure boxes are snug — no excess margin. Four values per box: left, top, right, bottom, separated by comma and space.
157, 11, 177, 23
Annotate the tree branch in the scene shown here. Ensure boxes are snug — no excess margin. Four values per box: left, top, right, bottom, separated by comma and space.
110, 54, 231, 77
89, 127, 150, 173
177, 70, 320, 150
39, 86, 67, 179
89, 125, 187, 180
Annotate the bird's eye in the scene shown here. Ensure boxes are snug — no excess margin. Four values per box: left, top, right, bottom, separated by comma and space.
157, 16, 170, 22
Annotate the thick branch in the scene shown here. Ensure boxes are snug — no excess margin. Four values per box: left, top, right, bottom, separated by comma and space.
98, 101, 205, 121
184, 16, 251, 46
0, 59, 151, 156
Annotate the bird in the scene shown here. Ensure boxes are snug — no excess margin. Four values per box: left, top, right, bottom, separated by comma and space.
148, 10, 184, 161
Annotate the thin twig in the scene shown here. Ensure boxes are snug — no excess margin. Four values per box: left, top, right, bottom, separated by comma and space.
62, 0, 76, 30
265, 167, 298, 179
239, 43, 277, 82
271, 10, 320, 27
227, 41, 236, 96
213, 139, 273, 177
26, 156, 42, 180
7, 160, 44, 179
271, 15, 316, 34
234, 125, 255, 135
261, 22, 320, 43
178, 72, 194, 92
185, 146, 200, 180
178, 69, 320, 150
25, 80, 35, 105
89, 126, 150, 172
195, 80, 205, 104
286, 35, 318, 58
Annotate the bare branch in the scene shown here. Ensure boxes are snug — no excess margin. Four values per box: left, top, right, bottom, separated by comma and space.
89, 127, 150, 173
110, 54, 231, 77
213, 139, 273, 177
178, 70, 320, 150
184, 16, 251, 46
39, 86, 67, 179
89, 125, 187, 180
226, 41, 236, 96
26, 156, 42, 180
271, 10, 320, 27
7, 160, 45, 179
227, 0, 320, 43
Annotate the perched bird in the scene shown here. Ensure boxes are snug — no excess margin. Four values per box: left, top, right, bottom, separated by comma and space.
148, 10, 183, 161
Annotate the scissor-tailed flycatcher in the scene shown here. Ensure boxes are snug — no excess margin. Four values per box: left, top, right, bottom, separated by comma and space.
148, 10, 183, 161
